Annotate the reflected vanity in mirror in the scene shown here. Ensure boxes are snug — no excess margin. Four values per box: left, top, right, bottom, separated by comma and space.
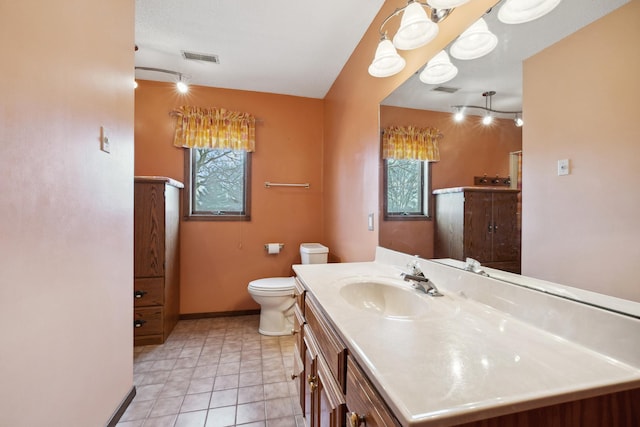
378, 0, 637, 312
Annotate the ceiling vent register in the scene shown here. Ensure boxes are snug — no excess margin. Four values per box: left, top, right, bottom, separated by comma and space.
182, 51, 220, 64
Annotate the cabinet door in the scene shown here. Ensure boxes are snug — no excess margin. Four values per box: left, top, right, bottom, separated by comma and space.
463, 191, 493, 262
134, 182, 166, 278
317, 356, 345, 427
491, 192, 519, 262
303, 332, 318, 426
345, 357, 400, 427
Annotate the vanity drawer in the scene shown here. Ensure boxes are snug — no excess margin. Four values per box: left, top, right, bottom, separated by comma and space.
306, 295, 347, 389
134, 277, 164, 307
134, 307, 163, 336
345, 356, 400, 427
293, 277, 306, 314
293, 304, 305, 356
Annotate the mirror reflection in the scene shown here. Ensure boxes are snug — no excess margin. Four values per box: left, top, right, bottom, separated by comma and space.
379, 0, 637, 305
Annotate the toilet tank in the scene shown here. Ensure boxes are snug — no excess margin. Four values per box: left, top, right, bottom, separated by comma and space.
300, 243, 329, 264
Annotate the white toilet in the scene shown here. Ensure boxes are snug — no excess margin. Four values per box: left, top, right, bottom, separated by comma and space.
248, 243, 328, 336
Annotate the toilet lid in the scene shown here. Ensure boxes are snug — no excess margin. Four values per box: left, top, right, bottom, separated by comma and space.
248, 277, 295, 292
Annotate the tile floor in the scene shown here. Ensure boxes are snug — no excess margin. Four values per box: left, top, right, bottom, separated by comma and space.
118, 315, 304, 427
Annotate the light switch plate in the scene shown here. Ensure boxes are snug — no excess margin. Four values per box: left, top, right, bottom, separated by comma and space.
100, 126, 111, 154
368, 213, 375, 231
557, 159, 569, 176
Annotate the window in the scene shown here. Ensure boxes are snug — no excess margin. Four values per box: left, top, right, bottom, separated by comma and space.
384, 158, 431, 219
185, 148, 251, 220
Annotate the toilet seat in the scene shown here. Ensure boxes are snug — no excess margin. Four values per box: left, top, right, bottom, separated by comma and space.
248, 277, 295, 296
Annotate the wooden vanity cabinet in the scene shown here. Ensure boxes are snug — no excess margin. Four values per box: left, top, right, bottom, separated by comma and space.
293, 282, 402, 427
345, 356, 401, 427
133, 177, 182, 346
434, 187, 521, 273
293, 282, 347, 427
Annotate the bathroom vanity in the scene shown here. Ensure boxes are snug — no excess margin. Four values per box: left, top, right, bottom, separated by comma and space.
292, 247, 640, 427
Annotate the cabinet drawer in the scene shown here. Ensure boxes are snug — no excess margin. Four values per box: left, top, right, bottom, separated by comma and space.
293, 277, 306, 314
346, 356, 400, 427
134, 277, 164, 307
306, 296, 347, 390
134, 307, 163, 336
293, 304, 305, 356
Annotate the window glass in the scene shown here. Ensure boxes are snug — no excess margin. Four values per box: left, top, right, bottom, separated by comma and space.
385, 158, 430, 218
187, 148, 250, 219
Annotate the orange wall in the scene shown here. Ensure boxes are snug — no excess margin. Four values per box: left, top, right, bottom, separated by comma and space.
0, 1, 135, 425
522, 1, 640, 302
379, 106, 522, 258
135, 81, 324, 314
323, 0, 500, 262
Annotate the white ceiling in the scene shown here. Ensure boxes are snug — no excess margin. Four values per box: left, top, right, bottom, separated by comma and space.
135, 0, 629, 108
134, 0, 385, 98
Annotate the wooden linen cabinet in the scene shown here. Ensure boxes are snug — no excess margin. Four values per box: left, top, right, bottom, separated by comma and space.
133, 176, 183, 346
434, 187, 521, 273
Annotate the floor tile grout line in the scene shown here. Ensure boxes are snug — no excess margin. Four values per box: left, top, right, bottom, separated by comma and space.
125, 315, 299, 427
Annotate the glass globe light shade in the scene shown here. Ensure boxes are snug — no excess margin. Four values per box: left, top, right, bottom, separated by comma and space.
498, 0, 562, 24
419, 50, 458, 85
368, 38, 406, 77
393, 2, 439, 50
428, 0, 471, 9
450, 18, 498, 60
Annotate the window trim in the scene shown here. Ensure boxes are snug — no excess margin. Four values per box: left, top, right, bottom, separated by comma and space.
183, 148, 252, 221
382, 158, 433, 221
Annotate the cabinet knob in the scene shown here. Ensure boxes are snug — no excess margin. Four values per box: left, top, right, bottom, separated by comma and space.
291, 328, 299, 336
307, 374, 317, 392
290, 292, 297, 299
347, 412, 366, 427
291, 373, 298, 380
134, 290, 148, 299
134, 319, 147, 328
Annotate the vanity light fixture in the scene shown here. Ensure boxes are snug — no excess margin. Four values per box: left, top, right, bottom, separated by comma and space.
452, 91, 523, 126
450, 17, 498, 60
419, 50, 458, 84
368, 0, 454, 78
134, 66, 189, 93
498, 0, 562, 24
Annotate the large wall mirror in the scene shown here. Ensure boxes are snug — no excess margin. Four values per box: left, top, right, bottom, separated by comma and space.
378, 0, 638, 306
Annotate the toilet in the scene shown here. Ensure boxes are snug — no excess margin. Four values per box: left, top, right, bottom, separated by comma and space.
248, 243, 328, 336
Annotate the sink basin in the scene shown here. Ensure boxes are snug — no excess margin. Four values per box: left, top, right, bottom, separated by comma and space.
339, 279, 431, 319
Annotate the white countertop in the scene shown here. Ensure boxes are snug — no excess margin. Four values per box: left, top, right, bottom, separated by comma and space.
293, 249, 640, 426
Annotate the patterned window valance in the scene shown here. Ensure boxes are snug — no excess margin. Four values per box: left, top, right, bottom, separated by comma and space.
172, 105, 256, 152
382, 126, 442, 161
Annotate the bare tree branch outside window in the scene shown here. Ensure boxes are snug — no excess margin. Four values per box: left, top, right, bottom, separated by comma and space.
192, 148, 247, 214
386, 158, 425, 216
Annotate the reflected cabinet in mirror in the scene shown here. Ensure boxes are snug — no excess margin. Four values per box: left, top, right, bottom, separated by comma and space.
378, 0, 640, 304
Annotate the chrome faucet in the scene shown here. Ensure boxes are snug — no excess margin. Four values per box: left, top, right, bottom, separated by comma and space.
464, 257, 489, 276
402, 274, 443, 297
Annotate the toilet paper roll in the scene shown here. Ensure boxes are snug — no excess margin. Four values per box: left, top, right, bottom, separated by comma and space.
267, 243, 281, 255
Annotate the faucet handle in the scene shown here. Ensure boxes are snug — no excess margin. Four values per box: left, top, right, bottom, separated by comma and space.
406, 256, 424, 276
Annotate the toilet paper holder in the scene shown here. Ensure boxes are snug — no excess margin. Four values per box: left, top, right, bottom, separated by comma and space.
264, 243, 284, 251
